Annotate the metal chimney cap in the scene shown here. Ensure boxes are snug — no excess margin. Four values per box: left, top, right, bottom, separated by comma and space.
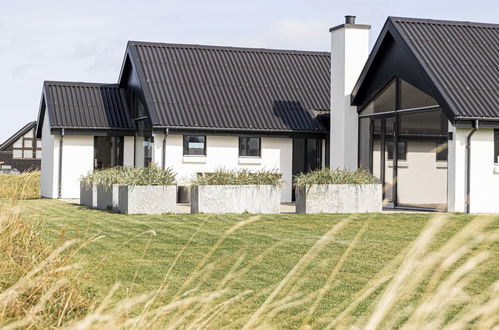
345, 15, 356, 24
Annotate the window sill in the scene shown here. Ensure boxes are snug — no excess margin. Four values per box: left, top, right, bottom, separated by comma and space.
238, 157, 262, 165
494, 165, 499, 174
387, 161, 409, 168
182, 156, 207, 164
436, 162, 448, 169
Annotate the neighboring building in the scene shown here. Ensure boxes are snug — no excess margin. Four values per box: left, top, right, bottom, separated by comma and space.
36, 44, 330, 200
0, 121, 41, 173
37, 15, 499, 213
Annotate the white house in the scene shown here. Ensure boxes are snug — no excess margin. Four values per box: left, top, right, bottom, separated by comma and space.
37, 15, 499, 213
36, 45, 330, 202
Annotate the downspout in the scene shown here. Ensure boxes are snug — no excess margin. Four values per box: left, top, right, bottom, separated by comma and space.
57, 128, 65, 199
162, 128, 169, 169
465, 120, 479, 213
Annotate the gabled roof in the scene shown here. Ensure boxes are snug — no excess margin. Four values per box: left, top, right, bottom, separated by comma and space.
0, 121, 36, 151
352, 17, 499, 121
37, 81, 135, 136
123, 42, 330, 133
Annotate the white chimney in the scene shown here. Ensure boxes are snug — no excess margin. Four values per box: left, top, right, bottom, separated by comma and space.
330, 15, 370, 169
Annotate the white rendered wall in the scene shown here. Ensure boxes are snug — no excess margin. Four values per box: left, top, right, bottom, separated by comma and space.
60, 136, 94, 198
330, 26, 370, 170
153, 134, 293, 202
123, 136, 135, 167
448, 128, 499, 213
40, 111, 57, 198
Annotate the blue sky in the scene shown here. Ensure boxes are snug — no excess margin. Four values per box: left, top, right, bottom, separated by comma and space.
0, 0, 498, 141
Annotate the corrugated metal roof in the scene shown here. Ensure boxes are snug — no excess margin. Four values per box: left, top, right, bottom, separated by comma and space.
43, 81, 134, 129
128, 42, 330, 132
391, 17, 499, 119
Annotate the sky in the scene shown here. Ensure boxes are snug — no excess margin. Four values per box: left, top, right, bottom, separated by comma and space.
0, 0, 498, 141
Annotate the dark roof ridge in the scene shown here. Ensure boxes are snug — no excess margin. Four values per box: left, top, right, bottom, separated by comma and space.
127, 41, 330, 56
43, 81, 120, 88
389, 16, 499, 29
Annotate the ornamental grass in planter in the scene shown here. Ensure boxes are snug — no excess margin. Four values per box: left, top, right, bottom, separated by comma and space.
294, 168, 382, 214
190, 169, 282, 214
80, 164, 177, 214
80, 172, 98, 208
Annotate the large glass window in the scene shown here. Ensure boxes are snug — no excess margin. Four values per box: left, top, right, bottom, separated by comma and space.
358, 118, 372, 171
360, 80, 396, 115
357, 78, 448, 211
387, 141, 407, 161
239, 137, 261, 157
396, 109, 448, 210
94, 136, 124, 170
183, 136, 206, 156
400, 80, 438, 109
436, 142, 448, 162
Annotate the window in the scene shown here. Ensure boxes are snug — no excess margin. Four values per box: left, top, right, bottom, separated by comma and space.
94, 136, 124, 170
400, 80, 438, 109
12, 128, 41, 159
144, 136, 153, 166
495, 130, 499, 164
183, 135, 206, 156
360, 80, 396, 115
239, 137, 261, 157
436, 142, 448, 162
387, 141, 407, 161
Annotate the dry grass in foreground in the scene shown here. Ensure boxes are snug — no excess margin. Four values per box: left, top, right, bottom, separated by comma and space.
0, 175, 498, 328
0, 171, 40, 199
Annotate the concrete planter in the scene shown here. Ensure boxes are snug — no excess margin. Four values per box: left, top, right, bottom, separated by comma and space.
296, 184, 382, 214
80, 182, 97, 208
118, 185, 176, 214
191, 185, 280, 214
96, 184, 121, 212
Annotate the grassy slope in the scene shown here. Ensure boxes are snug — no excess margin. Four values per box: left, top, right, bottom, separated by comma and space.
13, 199, 499, 328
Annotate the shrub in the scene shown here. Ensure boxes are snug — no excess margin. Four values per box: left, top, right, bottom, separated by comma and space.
191, 169, 281, 186
0, 171, 40, 199
294, 168, 379, 187
81, 164, 177, 189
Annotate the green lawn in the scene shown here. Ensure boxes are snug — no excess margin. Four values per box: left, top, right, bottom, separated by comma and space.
12, 199, 499, 328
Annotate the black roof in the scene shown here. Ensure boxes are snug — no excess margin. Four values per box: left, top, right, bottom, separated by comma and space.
0, 121, 37, 151
125, 42, 330, 133
37, 81, 134, 136
353, 17, 499, 121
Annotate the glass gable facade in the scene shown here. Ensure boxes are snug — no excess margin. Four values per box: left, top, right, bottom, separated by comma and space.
358, 78, 448, 210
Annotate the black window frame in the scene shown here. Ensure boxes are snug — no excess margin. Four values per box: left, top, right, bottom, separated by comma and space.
387, 141, 407, 161
436, 141, 448, 162
183, 135, 207, 156
494, 129, 499, 164
238, 137, 261, 158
